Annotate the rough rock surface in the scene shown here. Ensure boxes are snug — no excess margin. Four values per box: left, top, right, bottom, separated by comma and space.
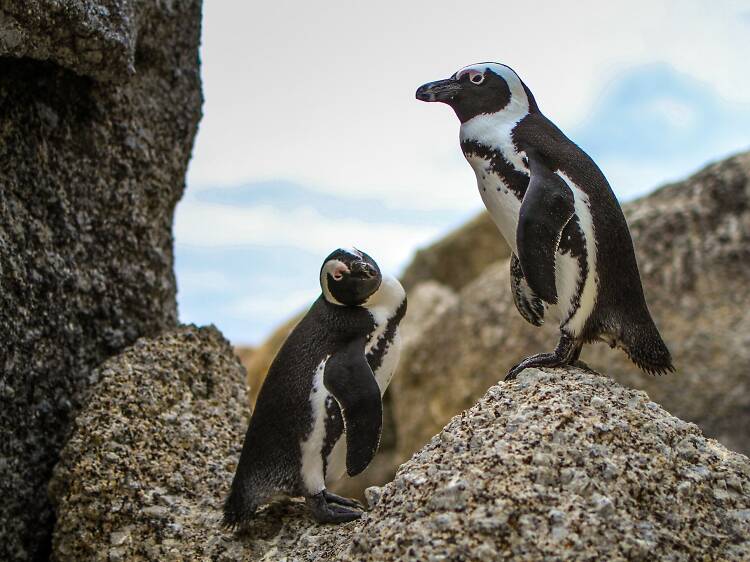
308, 367, 750, 561
54, 358, 750, 560
392, 151, 750, 460
49, 325, 249, 562
401, 211, 508, 292
0, 0, 136, 81
0, 2, 202, 558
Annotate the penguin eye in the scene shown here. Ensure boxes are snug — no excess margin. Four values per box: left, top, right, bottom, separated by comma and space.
469, 71, 484, 85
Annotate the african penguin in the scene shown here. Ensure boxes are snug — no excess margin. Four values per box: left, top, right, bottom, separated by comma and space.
416, 62, 673, 379
223, 248, 406, 526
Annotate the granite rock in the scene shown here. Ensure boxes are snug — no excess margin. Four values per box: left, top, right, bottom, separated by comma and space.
50, 332, 750, 560
0, 0, 136, 81
0, 1, 202, 558
49, 326, 249, 562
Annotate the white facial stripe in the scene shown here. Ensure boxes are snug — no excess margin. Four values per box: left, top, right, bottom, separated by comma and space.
456, 63, 528, 108
320, 259, 348, 305
458, 64, 530, 174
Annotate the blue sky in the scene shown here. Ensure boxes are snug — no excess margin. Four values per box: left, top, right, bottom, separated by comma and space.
175, 2, 750, 344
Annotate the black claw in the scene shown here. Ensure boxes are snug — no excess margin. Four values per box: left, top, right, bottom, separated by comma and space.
323, 490, 364, 509
505, 333, 582, 382
306, 491, 363, 524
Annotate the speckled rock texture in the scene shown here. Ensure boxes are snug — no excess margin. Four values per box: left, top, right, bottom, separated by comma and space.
0, 1, 202, 558
309, 367, 750, 562
0, 1, 135, 81
391, 151, 750, 461
57, 360, 748, 560
401, 211, 509, 292
49, 325, 249, 562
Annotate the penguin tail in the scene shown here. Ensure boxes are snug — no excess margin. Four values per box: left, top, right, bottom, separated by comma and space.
619, 319, 674, 376
222, 484, 261, 530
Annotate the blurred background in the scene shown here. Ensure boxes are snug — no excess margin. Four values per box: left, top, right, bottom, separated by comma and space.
175, 0, 750, 346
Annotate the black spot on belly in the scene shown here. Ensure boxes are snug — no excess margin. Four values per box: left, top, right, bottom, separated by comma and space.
461, 140, 529, 200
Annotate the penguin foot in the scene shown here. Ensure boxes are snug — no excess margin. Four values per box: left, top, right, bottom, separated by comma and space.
306, 491, 363, 524
505, 333, 581, 381
323, 490, 364, 510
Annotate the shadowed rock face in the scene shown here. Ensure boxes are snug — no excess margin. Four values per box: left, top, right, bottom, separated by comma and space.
51, 343, 750, 560
0, 2, 202, 558
391, 151, 750, 461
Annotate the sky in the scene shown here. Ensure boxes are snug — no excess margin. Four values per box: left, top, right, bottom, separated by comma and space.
174, 0, 750, 345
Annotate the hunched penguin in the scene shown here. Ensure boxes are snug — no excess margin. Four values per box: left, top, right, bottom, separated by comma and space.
223, 248, 406, 526
416, 62, 672, 379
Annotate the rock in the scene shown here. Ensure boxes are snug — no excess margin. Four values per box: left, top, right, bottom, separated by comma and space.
391, 151, 750, 461
49, 337, 750, 560
49, 325, 249, 562
401, 212, 509, 292
0, 1, 135, 82
0, 2, 202, 558
302, 367, 750, 561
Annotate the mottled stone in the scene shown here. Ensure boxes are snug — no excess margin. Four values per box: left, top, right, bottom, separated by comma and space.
50, 352, 750, 560
0, 2, 202, 558
305, 367, 750, 561
0, 0, 136, 81
49, 326, 249, 562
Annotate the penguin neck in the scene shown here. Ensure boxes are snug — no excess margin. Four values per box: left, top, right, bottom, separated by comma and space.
362, 275, 405, 322
459, 94, 530, 153
459, 102, 532, 187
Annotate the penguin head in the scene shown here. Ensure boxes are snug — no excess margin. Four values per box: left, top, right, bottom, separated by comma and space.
320, 248, 382, 306
416, 62, 536, 123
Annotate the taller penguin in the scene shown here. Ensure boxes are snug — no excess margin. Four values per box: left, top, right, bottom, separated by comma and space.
416, 63, 672, 379
224, 248, 406, 526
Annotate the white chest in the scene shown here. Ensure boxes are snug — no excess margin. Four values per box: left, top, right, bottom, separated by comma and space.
466, 153, 523, 254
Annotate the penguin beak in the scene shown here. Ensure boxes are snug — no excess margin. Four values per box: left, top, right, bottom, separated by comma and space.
416, 78, 461, 103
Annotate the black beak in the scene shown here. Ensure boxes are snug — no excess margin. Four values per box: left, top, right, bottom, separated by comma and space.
416, 78, 461, 103
350, 261, 378, 279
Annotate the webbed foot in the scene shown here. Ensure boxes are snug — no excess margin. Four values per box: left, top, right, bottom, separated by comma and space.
306, 491, 363, 524
505, 333, 582, 381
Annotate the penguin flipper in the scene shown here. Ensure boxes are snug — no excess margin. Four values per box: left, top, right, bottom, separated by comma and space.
323, 338, 382, 477
510, 253, 545, 326
516, 149, 576, 304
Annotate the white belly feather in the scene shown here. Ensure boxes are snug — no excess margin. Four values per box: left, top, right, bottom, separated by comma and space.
469, 155, 597, 336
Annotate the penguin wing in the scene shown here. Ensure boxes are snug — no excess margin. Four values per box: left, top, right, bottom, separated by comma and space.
510, 253, 545, 326
516, 149, 576, 304
323, 338, 382, 477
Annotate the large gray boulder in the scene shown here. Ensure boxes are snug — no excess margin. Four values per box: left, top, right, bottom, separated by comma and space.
0, 2, 202, 558
51, 349, 750, 560
49, 325, 248, 562
314, 367, 750, 561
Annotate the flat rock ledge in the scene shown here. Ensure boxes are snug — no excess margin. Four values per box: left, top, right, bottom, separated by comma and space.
51, 329, 750, 561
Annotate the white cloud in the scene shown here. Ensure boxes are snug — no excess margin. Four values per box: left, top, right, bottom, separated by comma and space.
174, 198, 443, 272
187, 0, 750, 209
